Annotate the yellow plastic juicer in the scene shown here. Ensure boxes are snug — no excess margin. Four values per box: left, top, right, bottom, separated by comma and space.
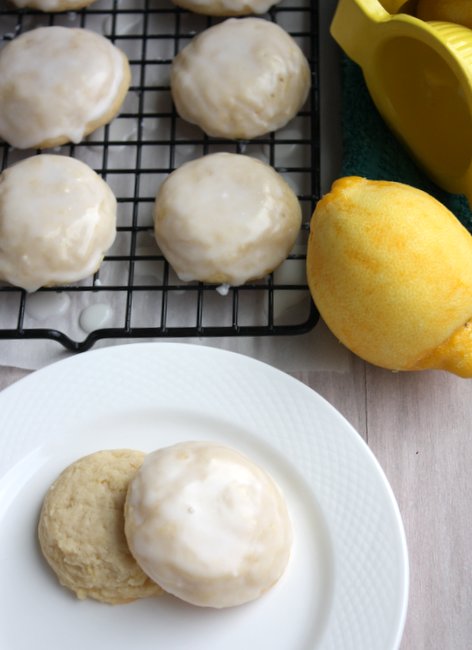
331, 0, 472, 205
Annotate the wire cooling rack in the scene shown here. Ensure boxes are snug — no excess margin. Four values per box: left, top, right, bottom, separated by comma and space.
0, 0, 319, 352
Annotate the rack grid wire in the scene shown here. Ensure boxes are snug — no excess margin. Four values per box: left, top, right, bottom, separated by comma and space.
0, 0, 320, 352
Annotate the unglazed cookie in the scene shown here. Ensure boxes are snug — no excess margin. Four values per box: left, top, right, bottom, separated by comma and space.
38, 450, 164, 605
9, 0, 97, 11
154, 152, 302, 285
0, 155, 116, 292
170, 18, 311, 139
171, 0, 280, 15
0, 27, 130, 149
125, 441, 292, 608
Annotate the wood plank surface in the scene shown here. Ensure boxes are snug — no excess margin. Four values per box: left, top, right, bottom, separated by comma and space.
365, 366, 472, 650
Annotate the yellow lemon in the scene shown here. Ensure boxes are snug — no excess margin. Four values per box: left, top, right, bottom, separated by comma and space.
306, 176, 472, 376
416, 0, 472, 28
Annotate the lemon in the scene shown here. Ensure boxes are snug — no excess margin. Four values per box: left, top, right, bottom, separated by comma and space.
306, 176, 472, 376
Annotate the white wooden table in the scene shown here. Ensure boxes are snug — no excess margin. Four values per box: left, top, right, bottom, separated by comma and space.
1, 331, 471, 650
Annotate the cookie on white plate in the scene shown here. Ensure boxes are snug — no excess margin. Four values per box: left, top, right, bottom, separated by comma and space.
0, 26, 130, 149
38, 450, 164, 605
0, 155, 117, 292
170, 18, 311, 139
154, 152, 302, 286
125, 441, 292, 608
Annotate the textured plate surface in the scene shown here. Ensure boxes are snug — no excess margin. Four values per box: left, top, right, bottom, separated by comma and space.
0, 343, 408, 649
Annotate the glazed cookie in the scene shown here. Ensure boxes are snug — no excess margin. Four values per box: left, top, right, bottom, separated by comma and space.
154, 152, 302, 286
170, 18, 311, 139
0, 27, 130, 149
38, 449, 164, 605
0, 155, 116, 292
9, 0, 97, 11
125, 441, 292, 608
171, 0, 281, 16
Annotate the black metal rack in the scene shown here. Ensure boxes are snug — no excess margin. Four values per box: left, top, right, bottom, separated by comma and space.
0, 0, 320, 352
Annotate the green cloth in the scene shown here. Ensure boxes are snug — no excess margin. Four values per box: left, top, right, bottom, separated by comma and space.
341, 56, 472, 233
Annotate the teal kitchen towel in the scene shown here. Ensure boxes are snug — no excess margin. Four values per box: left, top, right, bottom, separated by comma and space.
341, 55, 472, 233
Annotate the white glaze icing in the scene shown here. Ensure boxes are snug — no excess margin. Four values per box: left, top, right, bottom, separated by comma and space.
154, 152, 302, 286
0, 155, 116, 292
0, 26, 129, 149
216, 283, 230, 296
171, 0, 280, 15
79, 303, 112, 332
125, 441, 292, 608
25, 291, 70, 321
170, 18, 311, 139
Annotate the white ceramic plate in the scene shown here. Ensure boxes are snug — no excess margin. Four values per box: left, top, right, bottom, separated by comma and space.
0, 343, 408, 650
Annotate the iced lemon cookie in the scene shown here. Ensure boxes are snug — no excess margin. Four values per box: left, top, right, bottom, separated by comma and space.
171, 0, 280, 15
0, 155, 116, 292
10, 0, 97, 11
38, 450, 164, 605
154, 152, 301, 285
170, 18, 311, 139
0, 27, 130, 149
124, 441, 292, 608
